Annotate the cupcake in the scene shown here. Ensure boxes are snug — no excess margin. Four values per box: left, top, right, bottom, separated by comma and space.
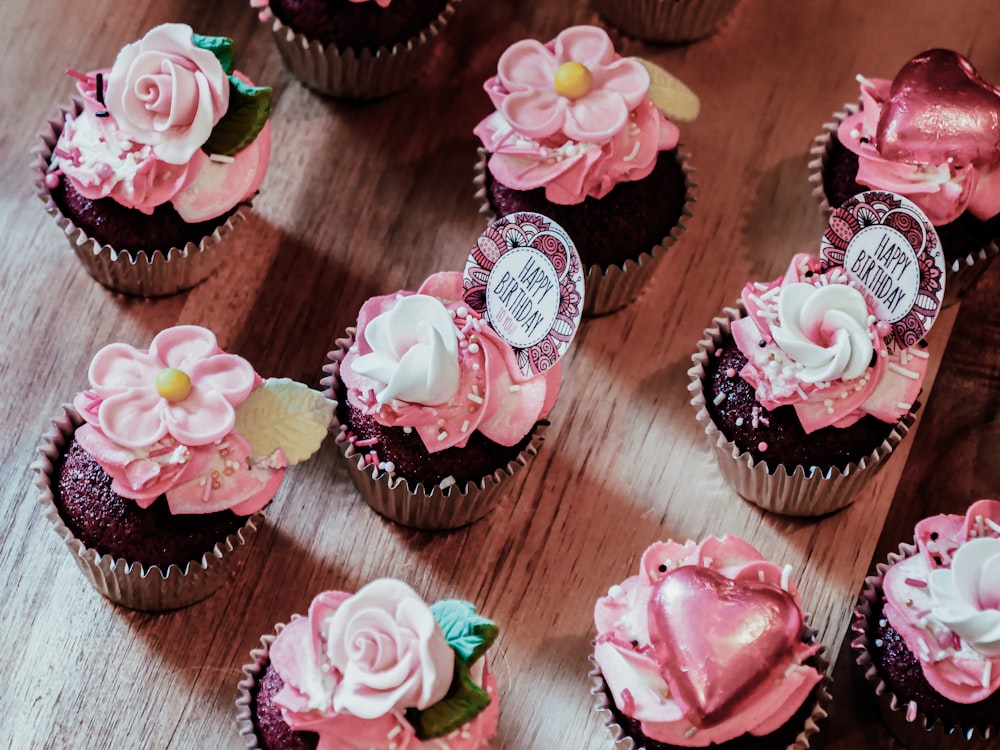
473, 24, 697, 316
236, 578, 500, 749
810, 49, 1000, 300
591, 535, 830, 748
35, 23, 272, 297
852, 499, 1000, 749
249, 0, 459, 99
689, 192, 947, 515
590, 0, 742, 45
321, 212, 584, 529
32, 325, 333, 610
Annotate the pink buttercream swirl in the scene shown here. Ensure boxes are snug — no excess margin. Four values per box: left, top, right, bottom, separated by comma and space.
268, 579, 499, 750
593, 536, 822, 747
72, 325, 286, 516
341, 271, 561, 454
837, 76, 1000, 225
730, 253, 926, 434
883, 500, 1000, 704
474, 25, 680, 205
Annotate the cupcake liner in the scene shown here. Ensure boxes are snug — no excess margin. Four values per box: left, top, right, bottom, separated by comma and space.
235, 623, 286, 749
32, 405, 264, 611
252, 0, 460, 99
687, 305, 915, 516
588, 619, 831, 749
34, 101, 247, 297
852, 545, 999, 749
474, 147, 697, 317
321, 331, 546, 530
807, 105, 1000, 304
591, 0, 741, 44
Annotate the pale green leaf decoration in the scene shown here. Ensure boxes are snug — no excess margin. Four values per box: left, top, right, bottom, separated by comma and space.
202, 75, 272, 157
234, 378, 334, 465
636, 58, 700, 123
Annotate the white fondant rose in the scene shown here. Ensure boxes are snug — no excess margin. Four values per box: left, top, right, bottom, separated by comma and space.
352, 294, 461, 406
326, 579, 454, 719
929, 537, 1000, 656
106, 23, 229, 165
772, 283, 873, 383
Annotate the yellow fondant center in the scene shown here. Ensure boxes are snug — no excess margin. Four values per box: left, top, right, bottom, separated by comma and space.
155, 368, 192, 402
554, 62, 593, 100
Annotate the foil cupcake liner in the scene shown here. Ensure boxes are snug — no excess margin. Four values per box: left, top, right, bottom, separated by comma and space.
807, 105, 1000, 305
321, 331, 545, 530
235, 624, 285, 749
252, 0, 460, 99
32, 405, 264, 611
34, 101, 247, 297
474, 147, 697, 317
588, 620, 831, 749
851, 545, 999, 749
687, 305, 915, 516
591, 0, 741, 44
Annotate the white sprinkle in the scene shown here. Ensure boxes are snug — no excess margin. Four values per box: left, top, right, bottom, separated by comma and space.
761, 286, 781, 302
456, 306, 468, 318
735, 417, 744, 427
403, 426, 413, 434
896, 402, 912, 410
388, 725, 403, 739
472, 363, 480, 371
439, 476, 456, 489
468, 392, 485, 404
758, 570, 766, 582
685, 727, 698, 739
703, 556, 714, 568
796, 385, 808, 400
209, 153, 235, 163
850, 128, 860, 139
383, 462, 395, 473
713, 392, 727, 405
461, 420, 470, 433
983, 661, 992, 689
874, 639, 883, 648
753, 282, 769, 291
608, 584, 625, 598
909, 348, 930, 359
781, 564, 792, 591
906, 700, 918, 722
758, 309, 779, 321
437, 430, 449, 442
468, 342, 480, 354
917, 638, 932, 661
985, 518, 1000, 534
622, 139, 642, 162
509, 384, 520, 392
888, 362, 920, 380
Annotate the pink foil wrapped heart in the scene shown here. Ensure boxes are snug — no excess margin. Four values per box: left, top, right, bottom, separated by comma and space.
878, 49, 1000, 167
648, 566, 804, 724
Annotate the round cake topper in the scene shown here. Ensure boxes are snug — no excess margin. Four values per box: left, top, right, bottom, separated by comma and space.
819, 190, 945, 350
463, 212, 584, 379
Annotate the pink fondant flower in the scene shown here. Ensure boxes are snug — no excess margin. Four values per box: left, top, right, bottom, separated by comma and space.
496, 25, 649, 142
106, 23, 229, 165
84, 325, 256, 449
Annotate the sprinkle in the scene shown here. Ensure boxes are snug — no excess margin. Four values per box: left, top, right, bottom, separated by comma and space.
904, 577, 927, 588
468, 342, 480, 354
735, 417, 744, 427
353, 437, 379, 447
906, 701, 918, 722
403, 426, 413, 434
795, 385, 808, 400
95, 72, 106, 105
65, 68, 90, 83
780, 564, 792, 591
986, 517, 1000, 535
725, 368, 737, 378
914, 608, 932, 619
387, 726, 402, 739
758, 441, 768, 452
209, 153, 235, 163
468, 392, 485, 405
984, 661, 992, 689
715, 348, 723, 357
437, 430, 449, 442
456, 306, 468, 318
383, 462, 395, 473
684, 727, 698, 739
461, 420, 470, 433
954, 631, 963, 651
896, 401, 912, 410
96, 111, 110, 117
917, 638, 931, 661
874, 639, 883, 648
712, 392, 727, 406
909, 348, 929, 359
888, 362, 920, 379
508, 384, 520, 392
758, 339, 767, 348
44, 171, 61, 189
879, 619, 887, 628
439, 476, 456, 489
472, 363, 480, 371
753, 282, 769, 291
759, 416, 770, 426
758, 570, 766, 582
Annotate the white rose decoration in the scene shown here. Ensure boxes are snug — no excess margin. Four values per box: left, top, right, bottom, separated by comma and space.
771, 282, 874, 383
106, 23, 230, 165
326, 578, 455, 719
929, 537, 1000, 656
352, 294, 461, 406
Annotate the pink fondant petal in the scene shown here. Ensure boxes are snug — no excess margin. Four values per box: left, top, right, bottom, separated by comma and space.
271, 616, 331, 709
502, 89, 565, 140
497, 39, 557, 91
416, 271, 463, 300
553, 25, 616, 70
88, 343, 161, 397
188, 353, 256, 404
564, 89, 629, 142
151, 325, 220, 369
593, 57, 650, 111
98, 387, 167, 449
163, 387, 235, 445
476, 337, 546, 446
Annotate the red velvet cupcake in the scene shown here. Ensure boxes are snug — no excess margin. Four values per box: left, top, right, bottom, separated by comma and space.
590, 0, 742, 45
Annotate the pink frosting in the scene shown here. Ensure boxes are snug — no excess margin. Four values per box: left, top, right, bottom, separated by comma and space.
837, 76, 1000, 225
882, 500, 1000, 704
341, 271, 560, 454
51, 24, 270, 222
474, 25, 680, 205
730, 253, 926, 433
269, 580, 499, 750
594, 536, 822, 747
72, 325, 286, 516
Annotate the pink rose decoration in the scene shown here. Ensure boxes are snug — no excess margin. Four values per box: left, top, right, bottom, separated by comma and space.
496, 25, 649, 142
106, 23, 229, 165
79, 325, 256, 449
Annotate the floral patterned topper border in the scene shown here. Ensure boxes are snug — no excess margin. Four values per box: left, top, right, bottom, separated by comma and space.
463, 212, 584, 379
820, 190, 945, 351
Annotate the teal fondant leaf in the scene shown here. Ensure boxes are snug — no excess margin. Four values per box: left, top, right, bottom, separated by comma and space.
202, 75, 271, 157
430, 600, 499, 666
192, 33, 235, 74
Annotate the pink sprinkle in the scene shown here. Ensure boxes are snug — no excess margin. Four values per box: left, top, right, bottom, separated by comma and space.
904, 577, 927, 588
905, 701, 918, 722
759, 417, 770, 426
64, 68, 90, 84
714, 348, 723, 357
725, 368, 737, 378
758, 441, 768, 452
936, 631, 952, 648
44, 172, 61, 189
96, 163, 113, 180
620, 689, 635, 715
953, 631, 962, 651
913, 608, 932, 619
353, 437, 379, 447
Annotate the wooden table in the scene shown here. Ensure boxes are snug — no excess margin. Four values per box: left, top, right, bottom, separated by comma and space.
2, 0, 998, 747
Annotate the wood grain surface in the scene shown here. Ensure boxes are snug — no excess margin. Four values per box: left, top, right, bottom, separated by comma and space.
1, 1, 998, 748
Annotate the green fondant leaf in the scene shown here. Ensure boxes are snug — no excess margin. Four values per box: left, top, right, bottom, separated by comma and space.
408, 664, 492, 740
202, 75, 272, 157
233, 378, 334, 465
430, 600, 499, 666
636, 57, 700, 123
192, 33, 235, 74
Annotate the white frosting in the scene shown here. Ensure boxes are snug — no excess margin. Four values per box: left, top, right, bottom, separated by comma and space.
928, 537, 1000, 657
771, 283, 873, 384
352, 294, 461, 406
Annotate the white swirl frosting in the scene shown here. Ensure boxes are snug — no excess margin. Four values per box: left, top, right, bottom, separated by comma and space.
771, 283, 873, 384
352, 294, 461, 406
928, 537, 1000, 657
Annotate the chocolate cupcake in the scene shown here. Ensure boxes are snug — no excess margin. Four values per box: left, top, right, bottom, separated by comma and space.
236, 579, 500, 749
33, 325, 332, 610
36, 23, 272, 296
690, 194, 946, 515
852, 500, 1000, 749
590, 0, 742, 45
591, 535, 830, 748
249, 0, 459, 98
474, 24, 696, 315
321, 213, 584, 529
809, 49, 1000, 301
